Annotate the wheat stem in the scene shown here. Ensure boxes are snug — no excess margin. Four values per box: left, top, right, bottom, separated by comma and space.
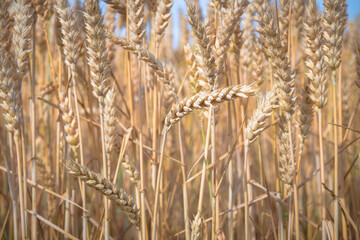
331, 70, 339, 240
30, 15, 37, 240
152, 129, 167, 240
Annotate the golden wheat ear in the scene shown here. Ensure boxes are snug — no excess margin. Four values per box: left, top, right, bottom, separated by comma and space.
64, 158, 141, 228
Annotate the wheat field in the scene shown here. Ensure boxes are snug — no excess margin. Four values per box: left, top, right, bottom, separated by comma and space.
0, 0, 359, 239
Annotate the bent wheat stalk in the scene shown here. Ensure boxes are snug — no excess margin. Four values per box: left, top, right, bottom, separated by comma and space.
107, 32, 176, 93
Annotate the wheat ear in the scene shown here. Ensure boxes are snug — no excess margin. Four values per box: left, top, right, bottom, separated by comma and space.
245, 88, 278, 145
184, 44, 200, 94
187, 3, 216, 90
129, 0, 145, 45
256, 0, 295, 116
241, 0, 256, 76
214, 0, 248, 82
104, 87, 116, 160
64, 158, 140, 227
323, 0, 347, 71
165, 84, 257, 129
36, 158, 55, 188
279, 0, 290, 50
85, 0, 110, 103
122, 154, 140, 187
104, 5, 116, 62
59, 92, 79, 158
13, 0, 34, 81
191, 212, 202, 240
56, 0, 80, 77
154, 0, 173, 45
103, 0, 126, 15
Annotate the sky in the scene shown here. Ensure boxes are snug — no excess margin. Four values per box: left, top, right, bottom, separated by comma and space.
170, 0, 360, 48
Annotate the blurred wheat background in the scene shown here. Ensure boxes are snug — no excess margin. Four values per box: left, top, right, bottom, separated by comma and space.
0, 0, 360, 239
